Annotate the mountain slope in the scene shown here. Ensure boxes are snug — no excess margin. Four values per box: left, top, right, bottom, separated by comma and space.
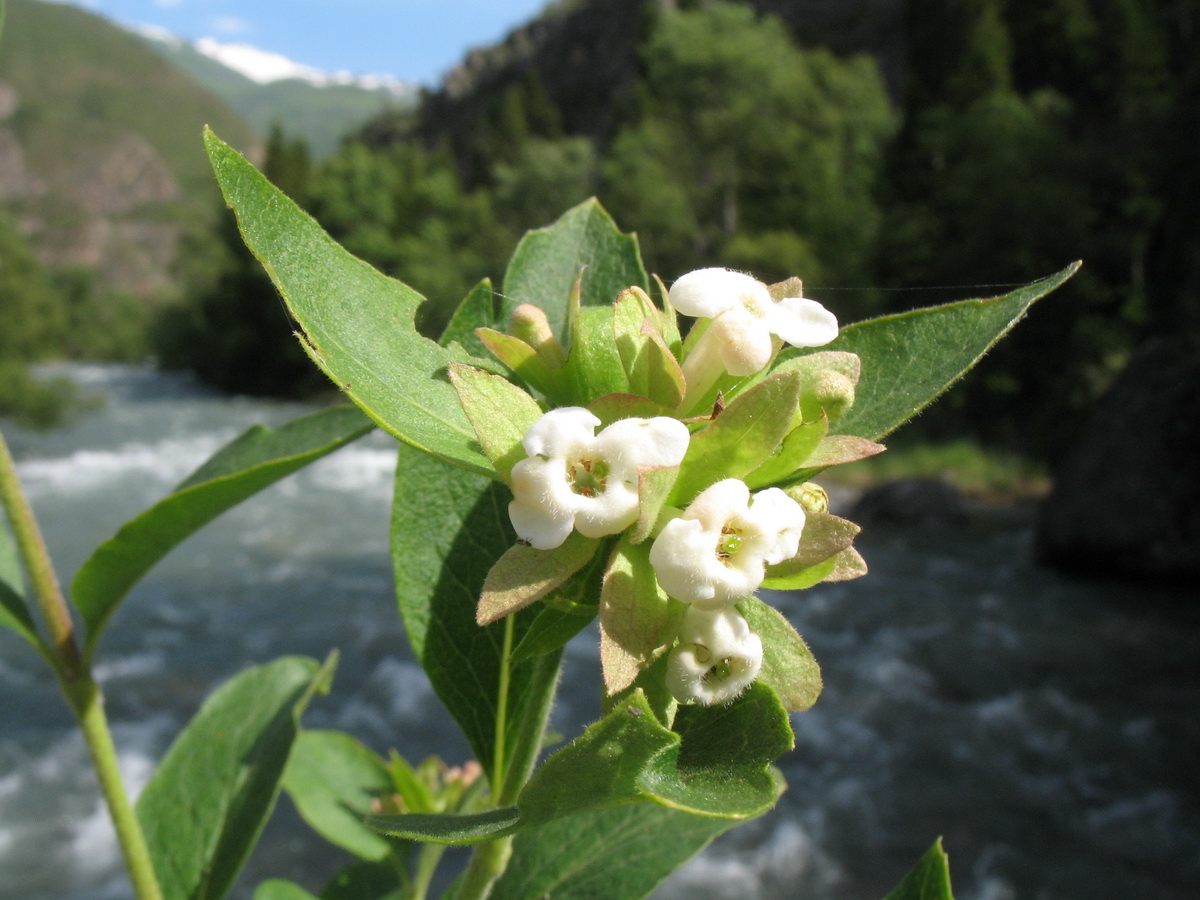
140, 33, 415, 159
0, 0, 258, 297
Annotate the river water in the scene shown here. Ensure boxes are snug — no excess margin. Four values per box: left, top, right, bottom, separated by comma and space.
1, 365, 1196, 900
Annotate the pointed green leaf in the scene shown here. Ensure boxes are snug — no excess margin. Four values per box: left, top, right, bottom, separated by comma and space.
884, 839, 955, 900
0, 517, 42, 653
563, 305, 632, 400
502, 199, 649, 346
367, 806, 522, 845
391, 442, 561, 785
73, 406, 373, 661
630, 464, 681, 545
599, 537, 678, 694
282, 730, 395, 862
477, 328, 566, 402
441, 279, 499, 359
765, 512, 860, 582
804, 263, 1080, 440
254, 881, 319, 900
137, 654, 335, 900
805, 434, 886, 468
478, 533, 600, 626
744, 417, 829, 489
612, 288, 685, 408
204, 129, 497, 475
519, 691, 678, 827
826, 546, 869, 582
671, 372, 803, 505
636, 682, 792, 819
490, 804, 737, 900
739, 598, 822, 712
448, 364, 543, 483
510, 604, 595, 664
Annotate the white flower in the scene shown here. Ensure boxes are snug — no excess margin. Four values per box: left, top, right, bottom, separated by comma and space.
666, 605, 763, 705
649, 479, 805, 608
509, 407, 690, 550
670, 268, 839, 376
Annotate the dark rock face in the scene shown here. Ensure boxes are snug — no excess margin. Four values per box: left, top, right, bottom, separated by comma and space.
850, 477, 966, 528
1035, 337, 1200, 583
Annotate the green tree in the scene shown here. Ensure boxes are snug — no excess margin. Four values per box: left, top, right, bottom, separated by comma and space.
600, 3, 896, 296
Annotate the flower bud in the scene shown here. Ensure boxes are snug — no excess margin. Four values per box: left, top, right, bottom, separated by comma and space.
509, 304, 566, 369
806, 370, 856, 421
786, 482, 829, 515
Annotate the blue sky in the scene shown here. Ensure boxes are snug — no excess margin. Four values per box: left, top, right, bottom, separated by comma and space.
67, 0, 554, 84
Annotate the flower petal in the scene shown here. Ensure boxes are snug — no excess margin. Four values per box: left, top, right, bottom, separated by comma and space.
668, 267, 767, 318
769, 297, 839, 348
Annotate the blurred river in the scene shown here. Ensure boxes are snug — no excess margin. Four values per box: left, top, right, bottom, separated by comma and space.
1, 364, 1197, 900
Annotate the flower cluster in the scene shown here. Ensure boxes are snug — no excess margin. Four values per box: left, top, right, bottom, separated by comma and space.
456, 266, 869, 708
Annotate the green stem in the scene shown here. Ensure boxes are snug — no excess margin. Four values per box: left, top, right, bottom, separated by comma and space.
71, 678, 165, 900
0, 429, 163, 900
452, 835, 513, 900
491, 615, 515, 791
0, 429, 80, 677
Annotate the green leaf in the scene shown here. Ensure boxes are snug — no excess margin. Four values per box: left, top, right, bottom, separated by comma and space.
562, 305, 633, 400
282, 730, 395, 862
636, 682, 792, 819
502, 199, 649, 346
804, 434, 886, 468
72, 405, 373, 661
204, 129, 497, 476
519, 691, 678, 827
368, 806, 522, 845
391, 441, 561, 786
320, 861, 404, 900
137, 654, 335, 900
884, 839, 955, 900
477, 328, 566, 402
441, 279, 499, 359
744, 417, 829, 489
510, 603, 595, 664
612, 288, 684, 408
599, 536, 678, 694
0, 516, 42, 653
478, 533, 600, 626
809, 263, 1080, 440
254, 881, 319, 900
763, 512, 860, 587
739, 598, 822, 712
448, 364, 543, 483
490, 804, 738, 900
671, 372, 803, 505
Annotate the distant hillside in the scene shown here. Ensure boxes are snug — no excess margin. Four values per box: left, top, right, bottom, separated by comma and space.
139, 33, 416, 159
396, 0, 903, 176
0, 0, 258, 298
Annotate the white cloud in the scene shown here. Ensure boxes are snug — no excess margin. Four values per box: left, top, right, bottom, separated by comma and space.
192, 36, 412, 96
211, 16, 251, 36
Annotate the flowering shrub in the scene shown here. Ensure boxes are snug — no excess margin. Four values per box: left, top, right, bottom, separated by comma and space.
0, 125, 1079, 900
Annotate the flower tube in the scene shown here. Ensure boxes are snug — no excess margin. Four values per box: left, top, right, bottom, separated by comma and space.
669, 267, 838, 410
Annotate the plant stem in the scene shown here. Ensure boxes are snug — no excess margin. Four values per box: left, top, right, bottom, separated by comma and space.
452, 835, 513, 900
71, 678, 164, 900
490, 615, 515, 791
0, 429, 80, 677
0, 428, 163, 900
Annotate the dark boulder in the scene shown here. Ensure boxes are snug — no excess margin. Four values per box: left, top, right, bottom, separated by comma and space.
850, 477, 966, 528
1035, 337, 1200, 582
